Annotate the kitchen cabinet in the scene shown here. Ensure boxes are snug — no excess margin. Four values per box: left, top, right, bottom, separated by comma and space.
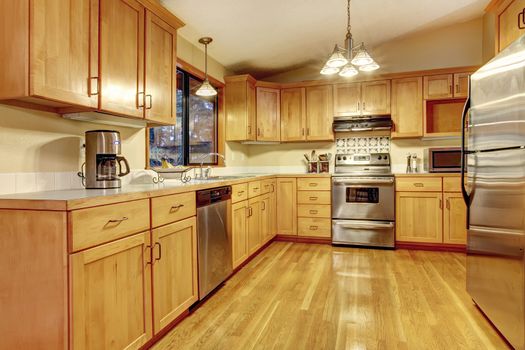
71, 231, 153, 349
296, 177, 331, 239
489, 0, 525, 52
152, 217, 198, 333
277, 178, 297, 235
256, 87, 281, 141
453, 73, 470, 98
391, 77, 423, 138
231, 200, 249, 268
424, 74, 453, 100
306, 85, 334, 141
225, 75, 257, 141
396, 191, 443, 243
281, 88, 307, 141
260, 194, 271, 244
333, 80, 390, 117
247, 198, 262, 254
0, 0, 98, 107
145, 10, 178, 124
269, 179, 277, 241
443, 192, 467, 244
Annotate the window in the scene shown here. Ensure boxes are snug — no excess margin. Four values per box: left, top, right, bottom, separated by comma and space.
149, 68, 219, 167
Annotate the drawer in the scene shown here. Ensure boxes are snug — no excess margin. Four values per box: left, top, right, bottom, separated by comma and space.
298, 218, 331, 238
297, 191, 331, 205
248, 180, 262, 198
231, 183, 248, 203
70, 199, 150, 252
261, 178, 275, 194
396, 177, 442, 192
297, 177, 331, 191
443, 176, 461, 192
297, 204, 331, 218
151, 191, 196, 228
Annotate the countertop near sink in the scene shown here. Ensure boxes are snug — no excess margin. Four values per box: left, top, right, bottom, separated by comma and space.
0, 173, 331, 211
394, 173, 461, 177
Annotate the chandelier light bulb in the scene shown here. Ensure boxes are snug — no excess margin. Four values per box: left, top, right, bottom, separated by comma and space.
339, 65, 359, 77
351, 48, 374, 66
320, 65, 340, 75
195, 79, 217, 97
325, 45, 348, 68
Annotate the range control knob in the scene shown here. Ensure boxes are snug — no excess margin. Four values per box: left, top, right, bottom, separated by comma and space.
337, 156, 341, 161
343, 156, 347, 160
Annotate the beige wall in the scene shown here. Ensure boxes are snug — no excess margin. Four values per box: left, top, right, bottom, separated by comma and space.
0, 34, 243, 174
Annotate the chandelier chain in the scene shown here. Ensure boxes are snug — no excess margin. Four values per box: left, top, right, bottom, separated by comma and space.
347, 0, 351, 35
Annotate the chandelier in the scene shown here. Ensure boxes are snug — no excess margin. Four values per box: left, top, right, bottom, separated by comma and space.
196, 37, 218, 97
320, 0, 379, 77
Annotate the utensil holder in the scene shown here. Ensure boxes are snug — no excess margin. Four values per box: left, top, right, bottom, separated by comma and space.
319, 161, 329, 173
307, 161, 318, 173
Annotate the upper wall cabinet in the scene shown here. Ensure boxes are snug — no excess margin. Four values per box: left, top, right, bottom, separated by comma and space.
0, 0, 183, 124
256, 87, 281, 141
225, 75, 257, 141
391, 77, 423, 138
333, 80, 390, 117
423, 73, 470, 100
280, 88, 306, 142
306, 85, 334, 141
488, 0, 525, 52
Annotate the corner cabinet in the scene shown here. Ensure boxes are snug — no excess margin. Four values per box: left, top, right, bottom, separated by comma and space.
225, 75, 257, 141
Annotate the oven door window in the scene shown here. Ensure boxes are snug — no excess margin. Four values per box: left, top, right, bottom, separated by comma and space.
346, 187, 379, 203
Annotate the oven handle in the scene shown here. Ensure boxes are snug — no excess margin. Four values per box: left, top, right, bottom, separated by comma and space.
333, 221, 395, 230
333, 178, 394, 185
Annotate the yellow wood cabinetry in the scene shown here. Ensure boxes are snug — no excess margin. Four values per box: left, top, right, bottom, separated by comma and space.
296, 177, 331, 238
453, 73, 470, 98
225, 75, 257, 141
443, 192, 467, 244
247, 198, 262, 254
333, 83, 361, 117
145, 10, 178, 124
231, 183, 249, 203
248, 180, 262, 198
260, 194, 271, 244
276, 178, 297, 235
280, 87, 307, 141
424, 74, 453, 100
306, 85, 334, 141
396, 191, 443, 243
268, 179, 277, 240
231, 200, 249, 268
71, 231, 152, 350
391, 77, 423, 138
151, 217, 198, 333
256, 87, 280, 141
298, 217, 331, 238
361, 80, 391, 115
490, 0, 525, 52
151, 191, 196, 228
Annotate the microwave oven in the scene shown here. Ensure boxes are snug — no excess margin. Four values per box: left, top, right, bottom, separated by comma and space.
424, 147, 462, 173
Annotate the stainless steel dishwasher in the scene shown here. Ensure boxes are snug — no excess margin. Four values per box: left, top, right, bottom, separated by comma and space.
196, 186, 232, 300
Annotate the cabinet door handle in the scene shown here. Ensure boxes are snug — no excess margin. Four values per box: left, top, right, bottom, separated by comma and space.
455, 84, 459, 94
446, 199, 450, 210
439, 199, 443, 209
170, 204, 184, 212
107, 217, 128, 225
154, 242, 162, 262
449, 85, 453, 95
257, 128, 261, 136
302, 128, 305, 136
306, 128, 310, 136
519, 9, 525, 29
309, 196, 318, 201
262, 202, 266, 210
137, 92, 145, 108
145, 245, 153, 265
89, 77, 99, 96
146, 94, 153, 110
357, 101, 360, 111
245, 207, 250, 218
309, 226, 318, 230
363, 102, 366, 111
413, 183, 424, 187
271, 184, 275, 193
247, 125, 252, 135
309, 210, 318, 214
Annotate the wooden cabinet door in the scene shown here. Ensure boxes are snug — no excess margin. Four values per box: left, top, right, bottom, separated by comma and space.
391, 77, 423, 138
306, 85, 334, 141
247, 198, 261, 255
424, 74, 453, 100
453, 73, 470, 98
280, 88, 306, 141
99, 0, 145, 118
152, 217, 198, 334
260, 195, 271, 244
276, 178, 297, 235
256, 87, 280, 141
443, 193, 467, 244
247, 80, 257, 140
395, 192, 443, 243
71, 231, 152, 350
498, 0, 525, 51
145, 11, 177, 124
30, 0, 98, 108
361, 80, 391, 115
232, 200, 249, 268
269, 180, 277, 238
333, 83, 361, 117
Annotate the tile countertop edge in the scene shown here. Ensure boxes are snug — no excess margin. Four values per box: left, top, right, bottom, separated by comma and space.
0, 173, 332, 211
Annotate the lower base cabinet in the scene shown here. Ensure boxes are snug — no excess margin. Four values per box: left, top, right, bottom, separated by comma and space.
71, 232, 153, 350
247, 198, 262, 255
232, 200, 249, 268
396, 192, 443, 243
443, 192, 467, 244
152, 217, 198, 333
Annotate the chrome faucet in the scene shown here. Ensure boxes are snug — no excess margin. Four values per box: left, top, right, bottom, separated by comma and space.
196, 153, 226, 179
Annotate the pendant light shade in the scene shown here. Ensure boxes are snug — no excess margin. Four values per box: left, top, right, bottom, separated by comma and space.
359, 62, 380, 72
196, 37, 217, 97
351, 46, 374, 66
326, 45, 348, 68
320, 65, 340, 75
339, 65, 358, 77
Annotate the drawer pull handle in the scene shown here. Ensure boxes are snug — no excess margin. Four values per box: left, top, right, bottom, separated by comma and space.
253, 187, 259, 190
237, 191, 245, 195
309, 197, 318, 200
170, 204, 185, 212
154, 242, 162, 262
107, 217, 128, 225
414, 183, 424, 187
309, 226, 318, 230
309, 183, 318, 187
309, 210, 318, 214
519, 9, 525, 29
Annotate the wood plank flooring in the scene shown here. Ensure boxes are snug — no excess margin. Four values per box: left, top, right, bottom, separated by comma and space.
152, 242, 509, 350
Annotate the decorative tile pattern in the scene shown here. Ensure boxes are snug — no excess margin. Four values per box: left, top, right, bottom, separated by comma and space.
336, 136, 391, 154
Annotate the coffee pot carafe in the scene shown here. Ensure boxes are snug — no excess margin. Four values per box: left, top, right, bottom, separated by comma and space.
79, 130, 130, 189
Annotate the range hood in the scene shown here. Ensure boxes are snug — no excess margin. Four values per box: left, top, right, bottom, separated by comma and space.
333, 115, 392, 133
62, 111, 147, 129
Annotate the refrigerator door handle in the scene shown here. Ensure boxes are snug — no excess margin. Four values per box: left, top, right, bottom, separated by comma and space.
461, 78, 471, 208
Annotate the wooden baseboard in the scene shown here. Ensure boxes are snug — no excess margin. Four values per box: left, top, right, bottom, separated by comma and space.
275, 234, 332, 245
396, 241, 466, 253
140, 309, 190, 349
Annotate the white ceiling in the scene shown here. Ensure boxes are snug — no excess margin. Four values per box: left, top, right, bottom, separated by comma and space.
161, 0, 490, 78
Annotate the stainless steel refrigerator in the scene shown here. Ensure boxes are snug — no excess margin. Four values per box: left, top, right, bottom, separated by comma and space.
461, 35, 525, 350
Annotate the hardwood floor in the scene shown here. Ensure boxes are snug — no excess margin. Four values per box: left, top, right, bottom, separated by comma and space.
152, 242, 509, 350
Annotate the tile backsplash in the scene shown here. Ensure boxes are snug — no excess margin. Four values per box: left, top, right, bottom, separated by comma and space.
336, 136, 391, 154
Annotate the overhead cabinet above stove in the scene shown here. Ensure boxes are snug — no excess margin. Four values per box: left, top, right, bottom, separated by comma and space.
333, 80, 391, 117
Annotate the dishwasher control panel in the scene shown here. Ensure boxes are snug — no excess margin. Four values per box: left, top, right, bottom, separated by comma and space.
196, 186, 232, 207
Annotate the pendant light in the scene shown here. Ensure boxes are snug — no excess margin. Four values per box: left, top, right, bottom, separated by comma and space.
320, 0, 379, 77
196, 37, 217, 97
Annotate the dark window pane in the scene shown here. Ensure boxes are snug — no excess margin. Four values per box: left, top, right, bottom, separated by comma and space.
148, 71, 184, 167
188, 76, 217, 164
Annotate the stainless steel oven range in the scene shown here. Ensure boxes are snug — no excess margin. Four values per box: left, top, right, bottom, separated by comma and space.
332, 153, 395, 248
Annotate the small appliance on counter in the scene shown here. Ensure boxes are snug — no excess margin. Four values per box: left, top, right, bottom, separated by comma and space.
424, 147, 461, 173
78, 130, 130, 189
